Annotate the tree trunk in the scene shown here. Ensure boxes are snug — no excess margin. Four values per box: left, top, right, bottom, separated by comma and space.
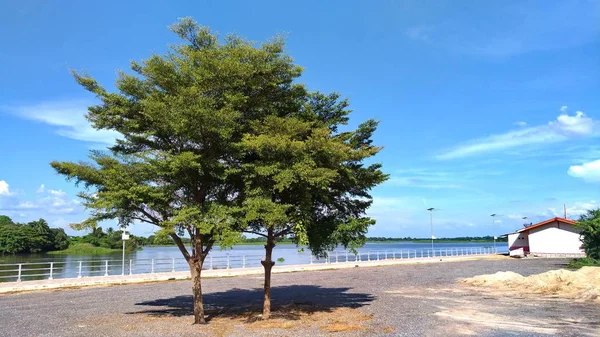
190, 259, 206, 324
261, 237, 276, 319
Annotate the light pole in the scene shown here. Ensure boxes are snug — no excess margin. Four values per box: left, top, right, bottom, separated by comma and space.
490, 214, 502, 252
427, 208, 436, 253
122, 231, 130, 275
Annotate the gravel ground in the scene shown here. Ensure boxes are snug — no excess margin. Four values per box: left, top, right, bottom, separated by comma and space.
1, 257, 598, 337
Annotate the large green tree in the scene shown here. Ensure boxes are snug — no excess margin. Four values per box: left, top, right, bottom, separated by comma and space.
576, 208, 600, 260
239, 92, 387, 318
51, 18, 303, 324
0, 216, 69, 254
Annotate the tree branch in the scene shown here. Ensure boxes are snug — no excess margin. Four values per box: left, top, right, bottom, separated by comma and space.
274, 225, 293, 238
202, 238, 215, 256
138, 208, 162, 224
170, 233, 191, 262
129, 216, 156, 226
243, 230, 268, 238
186, 226, 196, 257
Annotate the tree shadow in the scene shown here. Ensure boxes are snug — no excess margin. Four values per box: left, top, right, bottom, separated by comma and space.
128, 285, 375, 322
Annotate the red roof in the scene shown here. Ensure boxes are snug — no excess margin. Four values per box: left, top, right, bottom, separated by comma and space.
521, 217, 576, 232
502, 217, 577, 236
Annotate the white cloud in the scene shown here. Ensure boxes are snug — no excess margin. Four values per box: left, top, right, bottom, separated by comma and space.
549, 111, 594, 136
568, 159, 600, 183
17, 201, 37, 209
4, 100, 119, 145
0, 185, 82, 215
0, 181, 10, 196
546, 201, 599, 219
560, 105, 568, 113
48, 189, 67, 197
36, 184, 45, 193
438, 108, 597, 160
514, 121, 527, 127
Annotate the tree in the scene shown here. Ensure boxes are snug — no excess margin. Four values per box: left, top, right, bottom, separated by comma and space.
0, 216, 70, 254
50, 228, 70, 250
576, 208, 600, 260
27, 219, 53, 253
0, 215, 13, 227
51, 18, 303, 324
239, 93, 387, 318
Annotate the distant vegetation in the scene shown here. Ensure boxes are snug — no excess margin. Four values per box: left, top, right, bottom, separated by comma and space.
69, 226, 141, 252
0, 215, 69, 255
0, 215, 142, 255
48, 243, 121, 255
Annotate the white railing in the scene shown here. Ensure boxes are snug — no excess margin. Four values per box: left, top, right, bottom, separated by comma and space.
0, 247, 497, 283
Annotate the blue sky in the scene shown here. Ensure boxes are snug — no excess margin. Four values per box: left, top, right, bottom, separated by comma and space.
0, 0, 599, 238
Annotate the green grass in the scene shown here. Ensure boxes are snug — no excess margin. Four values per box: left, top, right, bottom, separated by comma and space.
48, 243, 122, 255
566, 257, 600, 269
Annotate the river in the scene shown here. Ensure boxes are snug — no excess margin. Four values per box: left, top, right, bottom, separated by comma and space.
0, 242, 507, 282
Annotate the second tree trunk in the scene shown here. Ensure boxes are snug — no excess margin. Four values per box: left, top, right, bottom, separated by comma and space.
261, 239, 276, 319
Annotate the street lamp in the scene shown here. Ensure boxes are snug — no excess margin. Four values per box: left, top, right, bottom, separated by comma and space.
122, 231, 130, 275
490, 214, 503, 252
427, 208, 437, 253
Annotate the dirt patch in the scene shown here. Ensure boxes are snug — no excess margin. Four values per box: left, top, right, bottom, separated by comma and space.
461, 266, 600, 302
83, 304, 373, 336
212, 305, 373, 334
386, 285, 600, 337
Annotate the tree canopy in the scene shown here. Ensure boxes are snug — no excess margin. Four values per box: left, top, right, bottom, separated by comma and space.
51, 17, 386, 323
50, 17, 309, 324
577, 208, 600, 260
0, 216, 70, 255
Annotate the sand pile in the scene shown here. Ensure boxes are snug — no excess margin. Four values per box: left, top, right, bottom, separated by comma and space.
462, 267, 600, 302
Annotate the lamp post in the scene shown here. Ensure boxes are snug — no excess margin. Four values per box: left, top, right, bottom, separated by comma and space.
122, 231, 130, 276
427, 208, 436, 253
490, 214, 502, 252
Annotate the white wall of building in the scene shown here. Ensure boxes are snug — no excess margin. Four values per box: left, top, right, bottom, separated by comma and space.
508, 232, 529, 256
528, 221, 582, 254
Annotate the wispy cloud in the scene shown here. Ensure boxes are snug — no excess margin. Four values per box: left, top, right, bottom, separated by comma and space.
437, 108, 597, 160
546, 200, 599, 219
514, 121, 527, 127
0, 181, 83, 216
3, 100, 119, 145
568, 159, 600, 183
36, 184, 45, 193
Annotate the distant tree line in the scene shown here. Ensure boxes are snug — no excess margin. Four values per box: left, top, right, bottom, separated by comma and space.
0, 215, 145, 255
70, 226, 142, 251
0, 215, 69, 255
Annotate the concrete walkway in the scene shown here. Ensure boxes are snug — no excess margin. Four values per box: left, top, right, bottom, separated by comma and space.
0, 254, 503, 294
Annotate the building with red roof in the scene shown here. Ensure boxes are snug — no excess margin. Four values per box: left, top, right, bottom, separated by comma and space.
502, 217, 585, 257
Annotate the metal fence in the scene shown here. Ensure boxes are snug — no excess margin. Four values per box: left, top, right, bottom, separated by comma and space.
0, 247, 497, 283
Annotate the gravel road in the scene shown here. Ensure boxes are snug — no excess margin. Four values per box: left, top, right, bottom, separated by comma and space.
1, 257, 598, 337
